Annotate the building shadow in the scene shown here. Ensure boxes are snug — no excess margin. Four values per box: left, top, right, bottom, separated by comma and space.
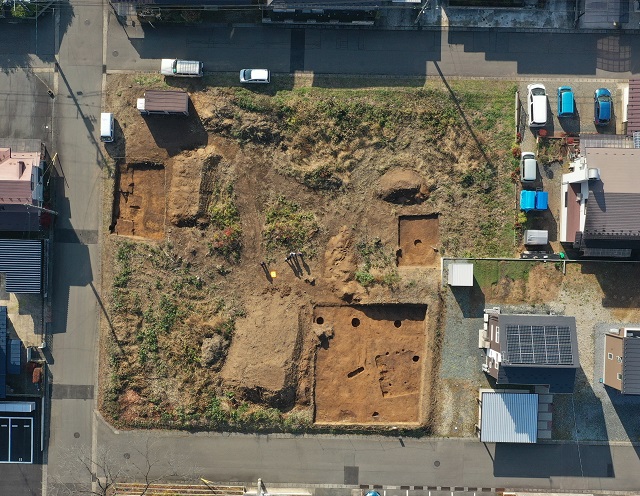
143, 99, 208, 156
605, 385, 640, 458
50, 178, 93, 336
493, 441, 614, 477
446, 30, 622, 76
581, 262, 640, 308
450, 280, 485, 319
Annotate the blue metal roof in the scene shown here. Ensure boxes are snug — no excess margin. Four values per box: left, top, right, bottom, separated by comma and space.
480, 392, 538, 443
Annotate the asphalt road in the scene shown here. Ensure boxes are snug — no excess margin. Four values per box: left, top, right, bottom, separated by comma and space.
97, 423, 640, 493
107, 20, 640, 78
44, 1, 105, 495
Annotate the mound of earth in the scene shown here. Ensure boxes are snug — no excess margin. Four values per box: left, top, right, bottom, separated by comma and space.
378, 168, 429, 205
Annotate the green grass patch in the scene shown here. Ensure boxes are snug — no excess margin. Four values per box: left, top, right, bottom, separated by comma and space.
263, 196, 319, 252
209, 184, 242, 261
473, 260, 535, 289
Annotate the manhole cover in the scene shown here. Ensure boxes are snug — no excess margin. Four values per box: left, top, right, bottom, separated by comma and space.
434, 460, 440, 467
112, 50, 119, 57
124, 453, 130, 459
73, 432, 80, 438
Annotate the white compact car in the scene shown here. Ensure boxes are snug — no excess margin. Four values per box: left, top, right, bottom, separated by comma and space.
239, 69, 270, 84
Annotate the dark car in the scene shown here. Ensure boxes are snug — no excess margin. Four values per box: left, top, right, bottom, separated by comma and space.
594, 88, 612, 126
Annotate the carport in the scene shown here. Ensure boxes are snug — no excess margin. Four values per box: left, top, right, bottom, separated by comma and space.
0, 402, 36, 463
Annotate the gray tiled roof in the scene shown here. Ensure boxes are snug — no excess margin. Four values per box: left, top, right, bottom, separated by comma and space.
623, 339, 640, 395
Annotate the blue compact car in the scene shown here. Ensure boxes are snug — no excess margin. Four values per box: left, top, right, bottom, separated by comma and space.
557, 86, 575, 117
594, 88, 612, 126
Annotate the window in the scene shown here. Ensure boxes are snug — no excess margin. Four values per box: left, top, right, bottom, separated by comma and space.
617, 373, 623, 381
608, 353, 613, 360
617, 356, 623, 363
495, 326, 500, 344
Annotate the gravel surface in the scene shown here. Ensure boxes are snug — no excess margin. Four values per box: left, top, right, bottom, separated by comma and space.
438, 260, 640, 442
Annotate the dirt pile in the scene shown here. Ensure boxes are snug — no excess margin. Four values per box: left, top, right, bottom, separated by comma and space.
378, 168, 430, 205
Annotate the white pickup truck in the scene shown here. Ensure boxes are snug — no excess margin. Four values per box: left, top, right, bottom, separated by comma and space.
160, 59, 203, 78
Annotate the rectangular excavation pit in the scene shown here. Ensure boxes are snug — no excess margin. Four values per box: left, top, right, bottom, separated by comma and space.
314, 304, 427, 424
397, 214, 440, 267
111, 162, 166, 239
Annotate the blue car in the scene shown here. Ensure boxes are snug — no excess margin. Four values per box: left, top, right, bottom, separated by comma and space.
557, 86, 575, 117
594, 88, 612, 126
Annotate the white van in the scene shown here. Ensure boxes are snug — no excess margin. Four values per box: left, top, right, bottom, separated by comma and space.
100, 112, 114, 143
527, 83, 548, 128
161, 59, 203, 78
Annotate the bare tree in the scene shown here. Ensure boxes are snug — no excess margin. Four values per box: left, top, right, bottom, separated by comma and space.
50, 437, 190, 496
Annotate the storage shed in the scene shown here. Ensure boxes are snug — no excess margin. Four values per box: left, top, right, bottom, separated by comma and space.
479, 391, 538, 443
524, 230, 549, 246
448, 262, 474, 287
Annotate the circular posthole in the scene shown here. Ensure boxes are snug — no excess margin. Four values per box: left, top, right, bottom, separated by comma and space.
316, 317, 324, 325
434, 460, 440, 467
413, 355, 420, 362
394, 320, 402, 328
73, 432, 80, 439
372, 411, 379, 418
124, 453, 131, 459
351, 317, 360, 327
414, 239, 422, 246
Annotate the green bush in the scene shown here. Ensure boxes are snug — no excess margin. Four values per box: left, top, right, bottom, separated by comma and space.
263, 196, 319, 252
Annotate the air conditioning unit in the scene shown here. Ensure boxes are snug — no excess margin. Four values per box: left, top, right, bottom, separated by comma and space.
588, 168, 601, 181
576, 192, 583, 202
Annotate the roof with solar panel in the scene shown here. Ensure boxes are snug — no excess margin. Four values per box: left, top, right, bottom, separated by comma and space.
496, 314, 579, 394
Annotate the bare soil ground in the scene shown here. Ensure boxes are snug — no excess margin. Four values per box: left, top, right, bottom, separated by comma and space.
397, 215, 440, 268
314, 304, 426, 424
99, 74, 516, 431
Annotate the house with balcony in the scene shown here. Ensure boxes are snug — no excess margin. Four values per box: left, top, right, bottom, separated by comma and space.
479, 309, 579, 393
560, 139, 640, 258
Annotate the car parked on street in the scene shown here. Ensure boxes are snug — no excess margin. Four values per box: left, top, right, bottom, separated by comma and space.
527, 83, 547, 127
557, 86, 575, 117
239, 69, 270, 84
594, 88, 612, 126
520, 151, 537, 184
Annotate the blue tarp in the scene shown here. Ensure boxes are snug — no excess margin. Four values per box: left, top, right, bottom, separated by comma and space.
520, 190, 548, 212
535, 191, 549, 210
520, 190, 536, 211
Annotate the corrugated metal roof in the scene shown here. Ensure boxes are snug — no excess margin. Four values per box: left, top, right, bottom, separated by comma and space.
623, 339, 640, 395
480, 392, 538, 443
628, 79, 640, 135
0, 240, 42, 293
581, 134, 635, 149
0, 307, 6, 399
448, 263, 473, 287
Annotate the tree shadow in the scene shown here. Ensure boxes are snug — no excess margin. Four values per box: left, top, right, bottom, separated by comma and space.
0, 2, 74, 72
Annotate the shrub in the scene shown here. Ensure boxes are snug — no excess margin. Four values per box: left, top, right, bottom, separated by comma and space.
263, 196, 319, 252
